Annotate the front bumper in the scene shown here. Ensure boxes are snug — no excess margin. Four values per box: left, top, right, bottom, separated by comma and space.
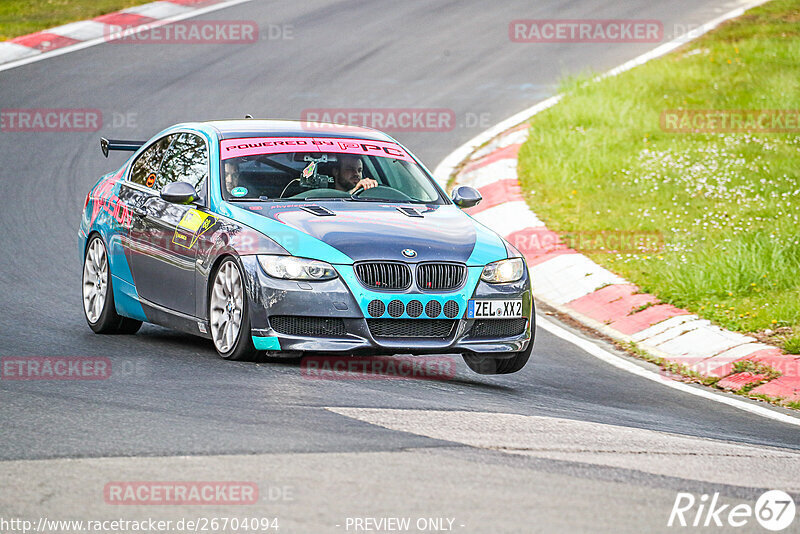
241, 256, 534, 356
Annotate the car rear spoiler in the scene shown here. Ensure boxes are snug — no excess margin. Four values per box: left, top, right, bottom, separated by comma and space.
100, 137, 145, 158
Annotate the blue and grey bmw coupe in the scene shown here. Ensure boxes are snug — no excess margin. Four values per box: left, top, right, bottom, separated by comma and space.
79, 120, 534, 374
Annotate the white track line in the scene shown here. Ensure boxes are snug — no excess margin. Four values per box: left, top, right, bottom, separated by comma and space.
433, 94, 561, 186
538, 317, 800, 427
433, 0, 771, 186
0, 0, 256, 74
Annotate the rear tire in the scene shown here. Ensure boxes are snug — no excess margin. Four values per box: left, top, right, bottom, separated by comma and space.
209, 257, 258, 361
82, 235, 142, 335
462, 338, 533, 375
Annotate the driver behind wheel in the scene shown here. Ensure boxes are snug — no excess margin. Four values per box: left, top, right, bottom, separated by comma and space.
331, 155, 378, 193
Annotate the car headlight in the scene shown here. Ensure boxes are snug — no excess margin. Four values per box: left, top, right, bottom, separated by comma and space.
481, 257, 525, 283
257, 255, 337, 281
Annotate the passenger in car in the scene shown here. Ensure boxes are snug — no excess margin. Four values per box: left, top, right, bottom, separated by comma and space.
223, 160, 241, 195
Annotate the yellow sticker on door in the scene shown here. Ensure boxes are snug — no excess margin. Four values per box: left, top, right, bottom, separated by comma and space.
172, 209, 217, 249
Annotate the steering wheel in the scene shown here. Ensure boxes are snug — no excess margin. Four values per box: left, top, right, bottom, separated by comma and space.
350, 185, 413, 201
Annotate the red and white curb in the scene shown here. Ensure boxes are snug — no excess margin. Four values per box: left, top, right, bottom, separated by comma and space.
0, 0, 254, 71
451, 116, 799, 406
440, 0, 798, 406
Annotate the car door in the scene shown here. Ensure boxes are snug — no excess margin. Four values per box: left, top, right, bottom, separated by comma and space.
118, 133, 173, 305
126, 132, 210, 316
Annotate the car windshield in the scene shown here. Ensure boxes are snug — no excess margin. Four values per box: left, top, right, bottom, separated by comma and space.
218, 137, 445, 204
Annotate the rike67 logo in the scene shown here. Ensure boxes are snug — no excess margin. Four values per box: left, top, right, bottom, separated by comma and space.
668, 490, 796, 531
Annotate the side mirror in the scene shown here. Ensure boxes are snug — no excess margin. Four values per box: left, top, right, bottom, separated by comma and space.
161, 181, 199, 204
451, 185, 482, 209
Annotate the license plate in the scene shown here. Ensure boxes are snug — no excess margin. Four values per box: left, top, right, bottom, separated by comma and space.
467, 299, 523, 319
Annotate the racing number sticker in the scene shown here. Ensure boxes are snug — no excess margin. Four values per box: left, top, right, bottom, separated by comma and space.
145, 173, 156, 188
172, 209, 216, 249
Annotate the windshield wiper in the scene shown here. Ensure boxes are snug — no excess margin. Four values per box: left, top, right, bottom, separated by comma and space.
344, 197, 398, 202
344, 197, 430, 204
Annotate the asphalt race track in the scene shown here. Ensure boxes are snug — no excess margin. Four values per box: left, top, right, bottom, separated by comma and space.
1, 1, 798, 532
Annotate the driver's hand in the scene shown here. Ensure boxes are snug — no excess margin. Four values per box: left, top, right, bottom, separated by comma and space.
350, 178, 378, 194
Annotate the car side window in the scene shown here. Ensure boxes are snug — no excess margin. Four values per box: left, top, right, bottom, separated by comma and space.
129, 135, 175, 188
156, 133, 209, 193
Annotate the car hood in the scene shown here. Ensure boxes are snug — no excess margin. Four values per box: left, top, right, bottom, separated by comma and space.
222, 202, 507, 266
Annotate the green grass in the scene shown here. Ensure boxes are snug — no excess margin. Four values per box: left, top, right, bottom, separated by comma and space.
518, 0, 800, 352
731, 359, 781, 380
784, 335, 800, 354
0, 0, 154, 41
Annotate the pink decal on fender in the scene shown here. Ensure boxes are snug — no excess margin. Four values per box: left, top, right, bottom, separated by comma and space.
89, 178, 132, 230
220, 137, 413, 162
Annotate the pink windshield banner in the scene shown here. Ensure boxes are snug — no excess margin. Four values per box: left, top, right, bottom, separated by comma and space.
220, 136, 414, 162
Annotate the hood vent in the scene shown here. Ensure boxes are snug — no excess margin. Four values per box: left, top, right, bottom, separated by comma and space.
396, 206, 423, 218
300, 204, 336, 217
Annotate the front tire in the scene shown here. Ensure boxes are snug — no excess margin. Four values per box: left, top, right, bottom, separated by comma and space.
82, 235, 142, 335
462, 338, 533, 375
209, 257, 258, 361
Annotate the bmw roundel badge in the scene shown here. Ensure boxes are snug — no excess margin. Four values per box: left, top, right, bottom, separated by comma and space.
402, 249, 417, 258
